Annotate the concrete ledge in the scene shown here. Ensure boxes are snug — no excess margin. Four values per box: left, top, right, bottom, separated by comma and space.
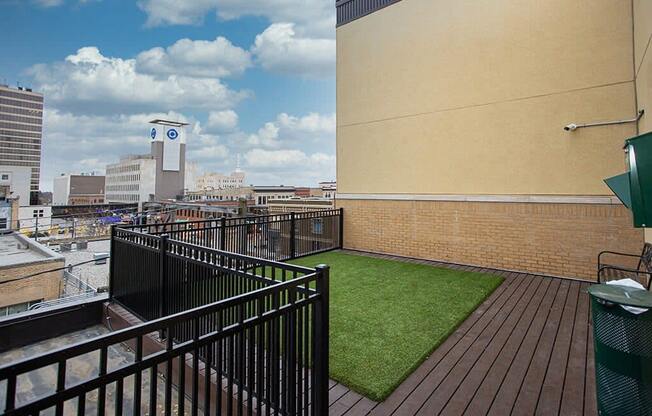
0, 294, 107, 352
336, 193, 623, 205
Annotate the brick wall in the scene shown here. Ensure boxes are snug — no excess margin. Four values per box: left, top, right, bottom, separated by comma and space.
337, 199, 644, 279
0, 260, 64, 307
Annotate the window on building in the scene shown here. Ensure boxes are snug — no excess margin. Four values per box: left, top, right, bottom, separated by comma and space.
1, 174, 8, 180
312, 218, 323, 235
0, 218, 7, 229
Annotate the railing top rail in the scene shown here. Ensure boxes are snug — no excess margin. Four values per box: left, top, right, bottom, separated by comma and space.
166, 238, 316, 274
116, 208, 342, 231
0, 269, 321, 379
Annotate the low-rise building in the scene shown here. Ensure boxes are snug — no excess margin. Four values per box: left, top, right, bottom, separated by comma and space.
267, 198, 335, 214
0, 232, 64, 317
0, 195, 19, 231
18, 205, 52, 236
190, 169, 246, 191
252, 186, 296, 205
319, 181, 336, 199
0, 166, 31, 204
185, 186, 254, 202
53, 174, 105, 206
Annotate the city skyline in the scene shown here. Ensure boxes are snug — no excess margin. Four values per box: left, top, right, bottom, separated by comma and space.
0, 0, 336, 191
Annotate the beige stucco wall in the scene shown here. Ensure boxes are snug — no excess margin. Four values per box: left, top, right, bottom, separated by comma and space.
337, 0, 638, 196
634, 0, 652, 242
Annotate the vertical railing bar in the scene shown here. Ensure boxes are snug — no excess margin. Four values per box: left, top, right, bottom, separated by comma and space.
98, 346, 107, 416
115, 378, 123, 416
178, 353, 186, 416
55, 360, 66, 416
133, 335, 143, 416
148, 366, 157, 416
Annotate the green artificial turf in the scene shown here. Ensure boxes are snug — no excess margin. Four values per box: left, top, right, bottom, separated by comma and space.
289, 252, 504, 402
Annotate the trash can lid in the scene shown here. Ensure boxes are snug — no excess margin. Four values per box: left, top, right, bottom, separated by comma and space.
588, 284, 652, 308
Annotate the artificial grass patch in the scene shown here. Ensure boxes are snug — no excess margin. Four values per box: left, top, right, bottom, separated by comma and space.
289, 252, 504, 402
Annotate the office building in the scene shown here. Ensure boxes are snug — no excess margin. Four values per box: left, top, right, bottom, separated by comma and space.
0, 85, 43, 205
105, 155, 156, 204
105, 120, 187, 204
336, 0, 650, 279
53, 174, 106, 206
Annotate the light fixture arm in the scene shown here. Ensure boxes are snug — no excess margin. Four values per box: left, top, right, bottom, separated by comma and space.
564, 109, 645, 132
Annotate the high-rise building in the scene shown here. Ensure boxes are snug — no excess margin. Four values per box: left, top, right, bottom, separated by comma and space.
0, 85, 43, 205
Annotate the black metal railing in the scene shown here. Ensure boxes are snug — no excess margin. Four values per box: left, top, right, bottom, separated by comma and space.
119, 209, 343, 262
0, 254, 330, 416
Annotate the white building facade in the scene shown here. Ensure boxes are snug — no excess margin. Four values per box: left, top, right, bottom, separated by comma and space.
0, 165, 31, 205
191, 170, 246, 191
104, 155, 156, 204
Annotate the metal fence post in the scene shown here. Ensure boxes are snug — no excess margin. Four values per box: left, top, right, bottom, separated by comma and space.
338, 207, 344, 249
159, 234, 169, 325
108, 225, 116, 299
219, 216, 226, 251
314, 264, 330, 416
290, 212, 296, 259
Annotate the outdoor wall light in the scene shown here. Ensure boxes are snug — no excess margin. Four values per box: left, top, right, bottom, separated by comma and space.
564, 109, 645, 132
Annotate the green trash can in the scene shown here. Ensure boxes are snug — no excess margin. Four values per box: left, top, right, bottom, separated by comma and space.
589, 284, 652, 415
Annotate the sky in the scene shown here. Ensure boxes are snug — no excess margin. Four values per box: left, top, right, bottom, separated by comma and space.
0, 0, 336, 191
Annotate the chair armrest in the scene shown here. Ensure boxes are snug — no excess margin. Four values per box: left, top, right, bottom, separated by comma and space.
598, 250, 642, 266
598, 266, 652, 289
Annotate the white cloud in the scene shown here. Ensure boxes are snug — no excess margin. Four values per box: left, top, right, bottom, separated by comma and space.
137, 0, 335, 38
136, 37, 251, 79
252, 23, 335, 78
40, 109, 191, 188
29, 46, 249, 114
206, 110, 239, 133
244, 112, 335, 148
33, 0, 64, 6
243, 149, 335, 185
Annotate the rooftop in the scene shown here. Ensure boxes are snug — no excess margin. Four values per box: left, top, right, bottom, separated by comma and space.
0, 232, 63, 268
59, 239, 110, 289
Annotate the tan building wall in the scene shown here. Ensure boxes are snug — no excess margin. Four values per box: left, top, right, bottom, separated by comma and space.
0, 260, 64, 308
336, 0, 647, 278
338, 199, 643, 279
634, 0, 652, 244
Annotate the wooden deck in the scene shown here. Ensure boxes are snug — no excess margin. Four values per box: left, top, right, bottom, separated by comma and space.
329, 251, 597, 415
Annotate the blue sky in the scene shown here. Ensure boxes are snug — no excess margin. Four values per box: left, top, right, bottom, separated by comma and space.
0, 0, 336, 190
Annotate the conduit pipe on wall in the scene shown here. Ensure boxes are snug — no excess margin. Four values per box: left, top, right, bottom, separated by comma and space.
564, 109, 645, 132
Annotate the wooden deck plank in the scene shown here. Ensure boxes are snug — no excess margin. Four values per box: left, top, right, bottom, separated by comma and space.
329, 251, 598, 416
391, 273, 528, 416
534, 281, 581, 415
441, 276, 553, 415
559, 283, 590, 416
584, 303, 597, 416
330, 391, 364, 416
417, 274, 543, 415
329, 383, 351, 406
343, 397, 378, 416
464, 276, 557, 416
509, 279, 571, 416
367, 271, 518, 416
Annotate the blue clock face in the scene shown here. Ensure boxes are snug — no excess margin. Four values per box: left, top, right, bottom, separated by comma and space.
150, 128, 156, 139
167, 129, 179, 140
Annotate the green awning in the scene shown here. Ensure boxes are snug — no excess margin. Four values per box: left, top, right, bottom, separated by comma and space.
604, 173, 632, 210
